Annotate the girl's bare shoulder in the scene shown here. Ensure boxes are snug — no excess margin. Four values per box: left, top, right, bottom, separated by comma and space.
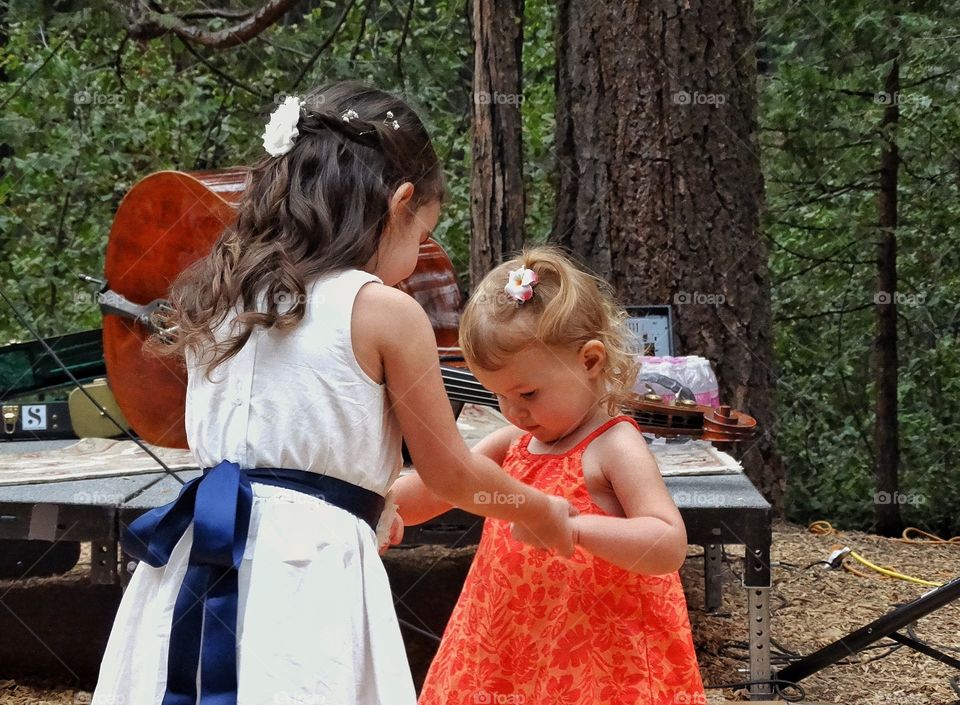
353, 282, 428, 336
585, 419, 656, 469
352, 282, 433, 383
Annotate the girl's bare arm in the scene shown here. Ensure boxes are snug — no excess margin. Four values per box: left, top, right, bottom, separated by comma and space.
357, 285, 575, 555
574, 424, 687, 574
393, 423, 524, 526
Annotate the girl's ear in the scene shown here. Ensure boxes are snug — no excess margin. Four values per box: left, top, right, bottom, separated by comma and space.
579, 339, 606, 377
388, 182, 415, 225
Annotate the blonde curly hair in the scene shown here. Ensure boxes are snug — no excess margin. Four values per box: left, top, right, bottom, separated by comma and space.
459, 246, 639, 416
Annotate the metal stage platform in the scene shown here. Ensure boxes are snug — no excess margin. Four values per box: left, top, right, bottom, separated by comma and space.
0, 439, 773, 698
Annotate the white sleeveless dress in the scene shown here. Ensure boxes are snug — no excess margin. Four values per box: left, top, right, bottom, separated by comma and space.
92, 269, 415, 705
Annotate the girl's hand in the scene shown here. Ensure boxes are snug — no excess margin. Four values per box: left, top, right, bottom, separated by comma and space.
376, 495, 403, 555
387, 511, 404, 547
509, 495, 579, 557
377, 511, 404, 555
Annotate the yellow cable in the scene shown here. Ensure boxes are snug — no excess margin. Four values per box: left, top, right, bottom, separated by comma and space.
808, 520, 837, 536
840, 560, 872, 579
847, 551, 943, 587
808, 520, 945, 587
896, 527, 960, 545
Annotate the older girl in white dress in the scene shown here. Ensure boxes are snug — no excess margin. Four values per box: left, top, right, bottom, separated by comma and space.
91, 81, 576, 705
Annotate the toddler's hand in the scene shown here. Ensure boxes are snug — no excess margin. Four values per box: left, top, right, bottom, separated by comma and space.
510, 495, 578, 557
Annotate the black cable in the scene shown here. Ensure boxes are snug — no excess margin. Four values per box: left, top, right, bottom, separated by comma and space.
398, 618, 441, 643
857, 643, 905, 665
771, 592, 791, 614
705, 676, 806, 702
720, 638, 903, 666
770, 636, 800, 658
907, 622, 960, 655
949, 674, 960, 701
720, 546, 742, 579
721, 545, 834, 577
765, 558, 834, 572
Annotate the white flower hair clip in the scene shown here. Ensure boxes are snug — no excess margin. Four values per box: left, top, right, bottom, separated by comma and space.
341, 108, 359, 123
262, 95, 305, 157
384, 110, 400, 130
504, 266, 539, 303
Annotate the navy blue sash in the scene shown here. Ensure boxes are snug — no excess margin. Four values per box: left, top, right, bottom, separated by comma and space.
120, 460, 385, 705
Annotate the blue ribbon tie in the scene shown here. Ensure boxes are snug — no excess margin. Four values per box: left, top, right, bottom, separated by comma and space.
120, 461, 384, 705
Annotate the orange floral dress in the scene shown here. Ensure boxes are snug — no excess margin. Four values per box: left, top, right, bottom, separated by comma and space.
418, 416, 705, 705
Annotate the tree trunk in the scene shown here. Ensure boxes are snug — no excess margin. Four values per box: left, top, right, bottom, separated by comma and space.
469, 0, 526, 288
874, 57, 902, 536
553, 0, 784, 509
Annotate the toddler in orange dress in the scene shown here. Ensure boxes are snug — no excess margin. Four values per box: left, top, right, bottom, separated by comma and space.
393, 246, 706, 705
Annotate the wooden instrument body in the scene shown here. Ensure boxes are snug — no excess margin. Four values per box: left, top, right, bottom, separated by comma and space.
103, 169, 247, 448
622, 397, 757, 445
102, 168, 463, 448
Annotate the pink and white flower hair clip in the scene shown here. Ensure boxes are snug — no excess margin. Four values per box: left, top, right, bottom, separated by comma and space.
504, 266, 539, 303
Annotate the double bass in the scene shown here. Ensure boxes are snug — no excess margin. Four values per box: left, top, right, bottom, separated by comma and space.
100, 168, 756, 449
101, 168, 491, 449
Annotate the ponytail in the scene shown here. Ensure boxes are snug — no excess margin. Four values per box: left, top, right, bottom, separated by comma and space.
460, 246, 639, 415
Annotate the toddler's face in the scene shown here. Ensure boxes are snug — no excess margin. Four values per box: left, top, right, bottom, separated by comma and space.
472, 341, 606, 445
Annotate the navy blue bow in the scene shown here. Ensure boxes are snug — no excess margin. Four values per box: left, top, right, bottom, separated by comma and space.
121, 460, 384, 705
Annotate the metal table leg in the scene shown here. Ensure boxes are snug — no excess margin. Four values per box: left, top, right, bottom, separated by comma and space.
703, 543, 723, 612
745, 539, 772, 699
90, 537, 119, 585
747, 585, 771, 698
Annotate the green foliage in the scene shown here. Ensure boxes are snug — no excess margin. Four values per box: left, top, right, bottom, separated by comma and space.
1, 7, 262, 339
0, 0, 557, 336
758, 0, 960, 535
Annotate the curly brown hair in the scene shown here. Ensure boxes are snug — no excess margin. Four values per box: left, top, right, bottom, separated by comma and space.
459, 246, 639, 416
147, 81, 445, 378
